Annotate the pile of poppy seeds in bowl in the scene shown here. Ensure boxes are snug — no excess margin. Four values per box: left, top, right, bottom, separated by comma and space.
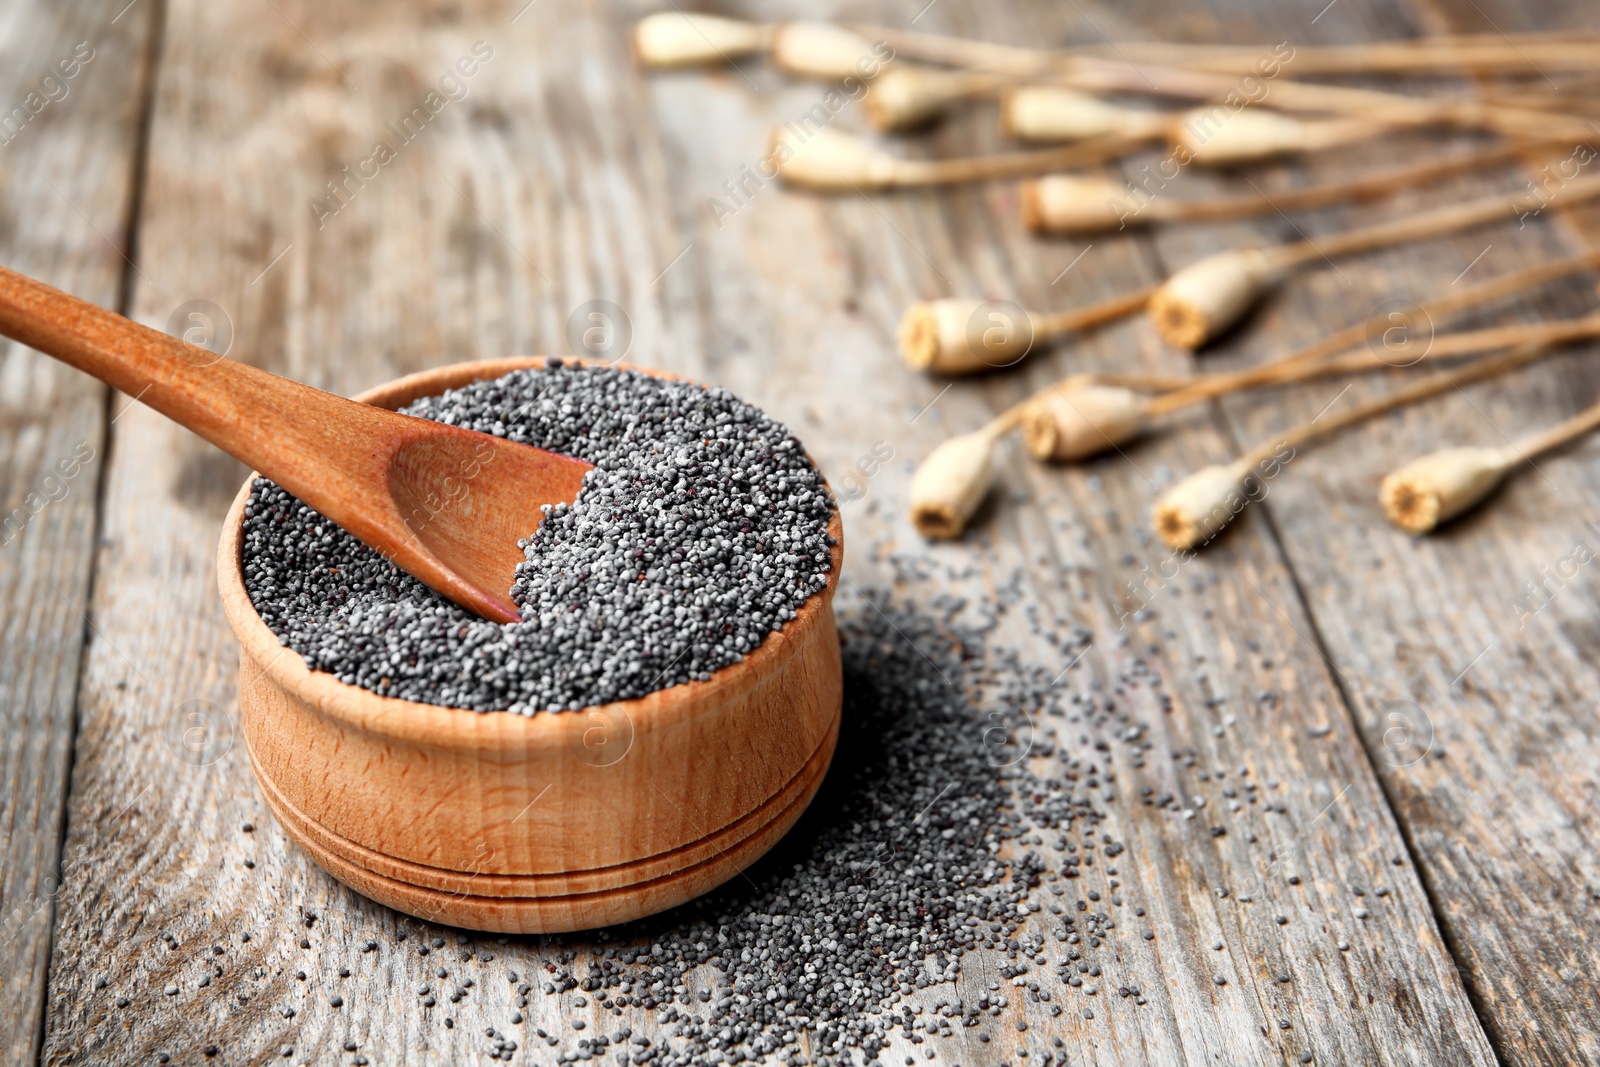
240, 361, 836, 712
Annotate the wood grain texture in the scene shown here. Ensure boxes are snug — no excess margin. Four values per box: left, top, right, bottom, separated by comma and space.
19, 0, 1597, 1064
781, 5, 1490, 1063
0, 1, 155, 1061
1187, 0, 1600, 1061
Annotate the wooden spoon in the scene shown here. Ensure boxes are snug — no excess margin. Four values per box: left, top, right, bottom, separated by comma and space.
0, 265, 593, 623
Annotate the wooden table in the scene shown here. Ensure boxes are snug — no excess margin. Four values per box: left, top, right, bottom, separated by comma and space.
3, 0, 1598, 1063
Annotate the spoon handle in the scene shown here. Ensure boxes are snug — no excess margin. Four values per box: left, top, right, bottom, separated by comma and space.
0, 264, 564, 623
0, 264, 387, 489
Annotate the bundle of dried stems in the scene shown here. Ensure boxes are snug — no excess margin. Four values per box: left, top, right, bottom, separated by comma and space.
636, 12, 1600, 548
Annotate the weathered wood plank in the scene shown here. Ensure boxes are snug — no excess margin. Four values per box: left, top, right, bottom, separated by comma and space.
1171, 0, 1600, 1061
0, 1, 155, 1061
31, 0, 1525, 1063
39, 0, 724, 1062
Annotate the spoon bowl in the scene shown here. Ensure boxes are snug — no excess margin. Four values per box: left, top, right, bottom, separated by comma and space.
383, 424, 592, 621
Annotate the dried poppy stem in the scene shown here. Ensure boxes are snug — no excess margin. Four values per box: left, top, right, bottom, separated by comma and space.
1152, 311, 1600, 412
1002, 89, 1407, 164
1149, 172, 1600, 350
1126, 39, 1600, 78
637, 14, 1594, 77
1272, 174, 1600, 267
911, 44, 1600, 139
908, 247, 1600, 379
1020, 311, 1600, 463
1306, 314, 1600, 377
908, 58, 1594, 140
768, 126, 1148, 193
1153, 341, 1558, 550
898, 289, 1157, 375
1023, 139, 1547, 235
1381, 398, 1600, 533
1148, 251, 1600, 410
1479, 73, 1600, 115
1008, 69, 1595, 146
850, 22, 1600, 80
1239, 343, 1560, 468
635, 16, 1598, 142
1054, 57, 1596, 141
1507, 399, 1600, 463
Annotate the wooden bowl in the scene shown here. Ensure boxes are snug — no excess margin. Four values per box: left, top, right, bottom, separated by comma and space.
216, 357, 843, 933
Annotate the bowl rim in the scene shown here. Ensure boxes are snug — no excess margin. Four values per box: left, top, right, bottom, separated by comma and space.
216, 356, 844, 753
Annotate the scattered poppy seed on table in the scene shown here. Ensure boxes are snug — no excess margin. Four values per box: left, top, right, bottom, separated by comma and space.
358, 589, 1141, 1066
241, 362, 836, 712
223, 438, 1414, 1065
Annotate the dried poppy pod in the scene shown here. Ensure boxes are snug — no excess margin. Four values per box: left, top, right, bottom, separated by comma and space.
632, 12, 770, 68
1172, 108, 1381, 166
864, 66, 1000, 132
1153, 343, 1560, 552
910, 427, 1004, 540
772, 126, 1148, 193
1147, 248, 1281, 351
769, 126, 903, 192
1021, 383, 1151, 462
1143, 174, 1600, 350
1379, 446, 1513, 533
1152, 462, 1248, 550
898, 289, 1153, 375
897, 298, 1039, 374
1001, 87, 1167, 143
1378, 397, 1600, 534
1021, 174, 1169, 234
770, 22, 883, 79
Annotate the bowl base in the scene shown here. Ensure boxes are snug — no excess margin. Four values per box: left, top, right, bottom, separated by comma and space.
246, 708, 840, 933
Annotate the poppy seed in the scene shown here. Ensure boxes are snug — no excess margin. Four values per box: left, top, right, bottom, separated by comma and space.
242, 362, 835, 714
